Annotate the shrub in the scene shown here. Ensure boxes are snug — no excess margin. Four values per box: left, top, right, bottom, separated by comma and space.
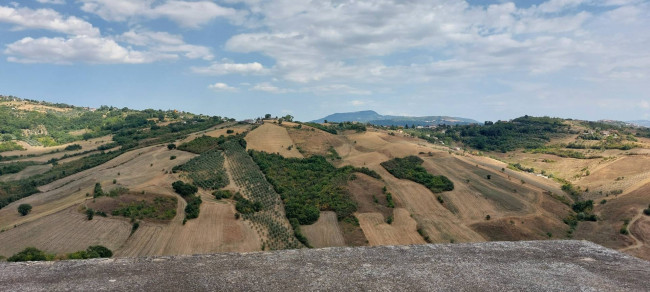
172, 181, 198, 197
93, 182, 104, 198
7, 247, 50, 262
86, 208, 94, 220
167, 143, 176, 150
17, 204, 32, 216
64, 144, 82, 151
213, 190, 232, 199
131, 221, 140, 235
67, 246, 113, 260
170, 155, 176, 160
485, 214, 491, 220
184, 196, 202, 220
226, 129, 234, 134
386, 192, 395, 208
644, 208, 650, 216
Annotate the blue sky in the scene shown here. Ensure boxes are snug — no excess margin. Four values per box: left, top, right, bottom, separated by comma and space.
0, 0, 648, 122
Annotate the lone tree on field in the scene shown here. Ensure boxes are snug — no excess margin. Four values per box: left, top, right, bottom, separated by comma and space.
17, 204, 32, 216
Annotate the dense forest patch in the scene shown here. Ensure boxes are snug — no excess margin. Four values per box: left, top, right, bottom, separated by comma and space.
250, 151, 363, 225
381, 156, 454, 193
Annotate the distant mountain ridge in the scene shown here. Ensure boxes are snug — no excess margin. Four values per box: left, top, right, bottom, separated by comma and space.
312, 110, 478, 126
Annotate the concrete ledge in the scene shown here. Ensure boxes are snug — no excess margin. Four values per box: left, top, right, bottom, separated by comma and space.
1, 240, 648, 291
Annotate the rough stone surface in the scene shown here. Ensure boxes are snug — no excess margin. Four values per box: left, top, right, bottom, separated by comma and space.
0, 240, 648, 291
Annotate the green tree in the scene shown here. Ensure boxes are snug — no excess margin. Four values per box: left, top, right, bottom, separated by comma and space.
8, 247, 49, 262
283, 115, 294, 122
17, 204, 32, 216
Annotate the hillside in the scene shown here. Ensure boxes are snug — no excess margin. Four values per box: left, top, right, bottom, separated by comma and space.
312, 110, 478, 126
0, 97, 649, 263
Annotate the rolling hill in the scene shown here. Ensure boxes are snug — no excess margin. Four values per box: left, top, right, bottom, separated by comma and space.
0, 96, 649, 263
312, 110, 479, 126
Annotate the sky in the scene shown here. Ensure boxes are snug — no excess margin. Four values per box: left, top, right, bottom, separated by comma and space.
0, 0, 648, 122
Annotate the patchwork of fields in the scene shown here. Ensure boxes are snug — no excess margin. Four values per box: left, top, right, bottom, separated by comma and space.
1, 119, 649, 261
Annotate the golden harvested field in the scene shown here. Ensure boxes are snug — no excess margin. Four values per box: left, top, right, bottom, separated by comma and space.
204, 124, 252, 138
574, 182, 650, 260
117, 191, 260, 257
245, 123, 303, 158
0, 206, 131, 257
357, 208, 426, 246
300, 211, 346, 248
286, 126, 345, 157
0, 145, 195, 231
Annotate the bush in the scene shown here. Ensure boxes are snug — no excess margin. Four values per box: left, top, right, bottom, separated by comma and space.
67, 246, 113, 260
172, 181, 198, 197
386, 192, 395, 208
226, 129, 234, 134
131, 221, 140, 235
167, 143, 176, 150
184, 196, 202, 220
93, 182, 104, 198
86, 208, 94, 220
17, 203, 32, 216
234, 193, 263, 214
8, 247, 50, 262
643, 208, 650, 216
64, 144, 82, 151
170, 155, 177, 160
213, 190, 232, 199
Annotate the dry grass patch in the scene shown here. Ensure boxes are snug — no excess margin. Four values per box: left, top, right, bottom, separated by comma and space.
357, 208, 426, 246
245, 123, 303, 158
300, 211, 346, 248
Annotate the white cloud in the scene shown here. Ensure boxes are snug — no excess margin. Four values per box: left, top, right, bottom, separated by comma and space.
192, 61, 266, 75
4, 28, 214, 64
4, 36, 148, 64
119, 29, 213, 60
36, 0, 66, 4
79, 0, 243, 28
208, 82, 237, 91
219, 0, 650, 87
0, 5, 98, 36
251, 82, 289, 93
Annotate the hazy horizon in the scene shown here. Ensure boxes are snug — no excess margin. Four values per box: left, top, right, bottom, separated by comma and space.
0, 0, 648, 122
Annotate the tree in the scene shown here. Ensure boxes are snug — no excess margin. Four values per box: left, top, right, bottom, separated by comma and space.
167, 143, 176, 150
324, 119, 328, 123
17, 204, 32, 216
8, 247, 48, 262
94, 182, 103, 198
86, 245, 113, 258
265, 114, 272, 119
86, 208, 94, 220
283, 115, 294, 122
